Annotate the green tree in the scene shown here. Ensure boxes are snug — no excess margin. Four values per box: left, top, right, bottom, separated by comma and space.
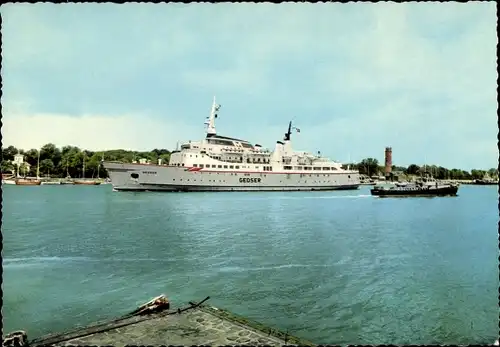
86, 153, 101, 178
405, 164, 420, 175
1, 160, 14, 174
40, 143, 62, 168
1, 145, 19, 161
471, 169, 486, 180
487, 168, 499, 178
435, 166, 448, 180
18, 163, 30, 177
359, 158, 379, 176
24, 149, 39, 168
39, 159, 55, 176
159, 153, 171, 165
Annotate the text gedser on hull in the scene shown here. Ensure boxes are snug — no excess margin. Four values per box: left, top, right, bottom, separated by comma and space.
103, 98, 361, 192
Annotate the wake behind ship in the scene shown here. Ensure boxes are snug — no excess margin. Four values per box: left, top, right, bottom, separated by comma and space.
103, 98, 361, 192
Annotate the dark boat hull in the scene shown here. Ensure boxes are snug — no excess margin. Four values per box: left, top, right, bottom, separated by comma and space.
73, 180, 101, 185
473, 180, 498, 186
371, 185, 459, 197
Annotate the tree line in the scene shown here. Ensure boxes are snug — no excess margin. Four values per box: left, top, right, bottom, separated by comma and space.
1, 144, 171, 178
1, 144, 497, 180
342, 158, 498, 181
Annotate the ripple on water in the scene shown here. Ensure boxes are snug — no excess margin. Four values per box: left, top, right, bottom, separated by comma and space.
1, 185, 498, 344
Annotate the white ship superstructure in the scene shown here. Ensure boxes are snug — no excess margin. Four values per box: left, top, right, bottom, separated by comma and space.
103, 98, 360, 192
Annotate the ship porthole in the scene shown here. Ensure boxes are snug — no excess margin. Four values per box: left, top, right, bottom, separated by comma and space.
131, 173, 139, 179
348, 175, 351, 178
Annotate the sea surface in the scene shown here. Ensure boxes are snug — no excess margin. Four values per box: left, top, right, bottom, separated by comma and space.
2, 184, 498, 344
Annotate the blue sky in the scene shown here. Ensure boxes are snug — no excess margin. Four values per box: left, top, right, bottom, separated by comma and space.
1, 2, 497, 170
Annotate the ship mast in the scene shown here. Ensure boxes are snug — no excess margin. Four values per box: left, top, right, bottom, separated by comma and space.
82, 152, 86, 179
205, 96, 221, 136
36, 150, 40, 179
284, 121, 292, 141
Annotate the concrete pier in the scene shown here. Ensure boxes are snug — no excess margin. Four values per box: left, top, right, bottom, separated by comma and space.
24, 297, 315, 347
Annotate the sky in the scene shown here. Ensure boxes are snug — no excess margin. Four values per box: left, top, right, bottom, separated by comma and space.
1, 2, 497, 170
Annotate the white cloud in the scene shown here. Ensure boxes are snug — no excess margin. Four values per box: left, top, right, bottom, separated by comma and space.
1, 112, 199, 152
0, 2, 497, 169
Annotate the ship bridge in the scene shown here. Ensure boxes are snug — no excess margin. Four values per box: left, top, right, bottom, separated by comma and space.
205, 134, 254, 149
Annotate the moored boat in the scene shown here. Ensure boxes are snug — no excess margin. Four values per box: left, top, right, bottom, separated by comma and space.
41, 181, 62, 185
473, 179, 498, 185
73, 180, 101, 185
15, 178, 42, 186
371, 180, 459, 197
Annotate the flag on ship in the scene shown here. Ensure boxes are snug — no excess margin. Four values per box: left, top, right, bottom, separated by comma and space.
293, 127, 301, 133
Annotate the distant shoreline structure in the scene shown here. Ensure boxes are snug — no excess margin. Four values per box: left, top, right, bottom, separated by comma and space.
1, 144, 498, 182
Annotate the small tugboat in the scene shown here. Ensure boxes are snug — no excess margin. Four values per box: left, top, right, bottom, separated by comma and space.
371, 179, 459, 197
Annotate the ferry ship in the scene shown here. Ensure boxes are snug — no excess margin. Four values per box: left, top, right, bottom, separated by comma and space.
102, 98, 360, 192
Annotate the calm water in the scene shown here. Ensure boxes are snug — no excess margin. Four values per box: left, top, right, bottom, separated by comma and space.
2, 184, 498, 344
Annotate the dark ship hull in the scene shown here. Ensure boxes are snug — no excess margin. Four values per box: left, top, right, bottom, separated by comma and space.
473, 179, 498, 185
371, 184, 459, 197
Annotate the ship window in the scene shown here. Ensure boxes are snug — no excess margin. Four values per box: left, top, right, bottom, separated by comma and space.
218, 165, 222, 168
313, 167, 321, 170
284, 166, 292, 170
200, 164, 204, 168
305, 167, 312, 170
323, 167, 330, 170
348, 175, 351, 178
230, 165, 234, 169
224, 165, 228, 168
193, 164, 198, 167
131, 173, 139, 179
235, 166, 240, 169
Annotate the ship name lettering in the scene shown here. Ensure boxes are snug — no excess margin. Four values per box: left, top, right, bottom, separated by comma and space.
239, 177, 261, 183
